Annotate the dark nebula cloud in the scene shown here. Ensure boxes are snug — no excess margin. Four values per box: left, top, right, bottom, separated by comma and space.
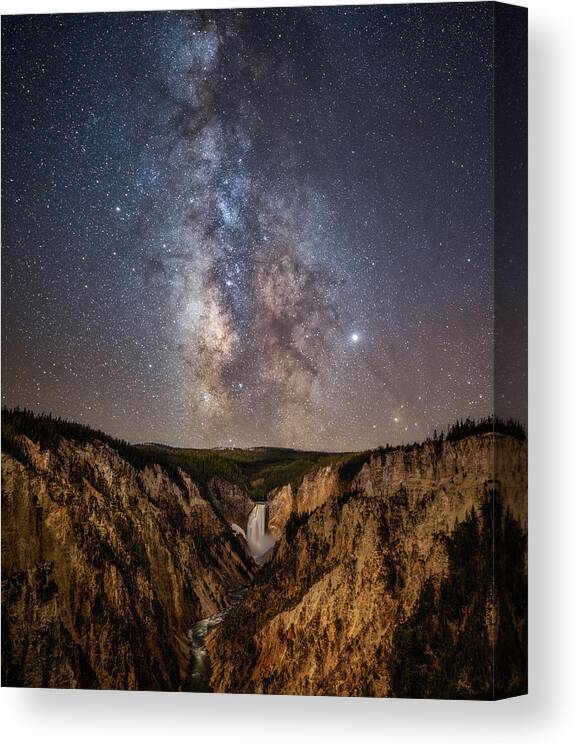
1, 5, 526, 449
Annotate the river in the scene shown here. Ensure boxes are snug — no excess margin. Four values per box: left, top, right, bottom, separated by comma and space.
188, 588, 248, 692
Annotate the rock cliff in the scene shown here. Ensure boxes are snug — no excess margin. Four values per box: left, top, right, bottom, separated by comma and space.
207, 477, 255, 530
1, 435, 254, 690
268, 434, 526, 533
207, 433, 527, 699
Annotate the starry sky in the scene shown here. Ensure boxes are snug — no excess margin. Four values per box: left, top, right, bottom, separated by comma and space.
1, 3, 527, 451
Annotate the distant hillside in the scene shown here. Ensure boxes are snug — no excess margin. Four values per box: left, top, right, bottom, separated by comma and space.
1, 408, 347, 501
2, 408, 526, 502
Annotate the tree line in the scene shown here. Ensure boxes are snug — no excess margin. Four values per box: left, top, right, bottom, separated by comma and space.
1, 406, 247, 494
435, 415, 526, 443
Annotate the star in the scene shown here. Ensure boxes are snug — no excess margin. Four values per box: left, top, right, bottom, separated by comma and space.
1, 3, 525, 450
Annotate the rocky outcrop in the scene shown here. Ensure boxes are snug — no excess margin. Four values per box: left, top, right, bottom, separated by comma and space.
352, 433, 527, 527
267, 434, 526, 536
1, 435, 254, 690
267, 483, 294, 539
296, 464, 342, 515
267, 464, 344, 540
207, 477, 255, 530
207, 433, 527, 698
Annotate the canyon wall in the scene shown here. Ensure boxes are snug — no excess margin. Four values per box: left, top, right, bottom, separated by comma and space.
208, 433, 527, 699
268, 434, 526, 536
1, 435, 254, 690
207, 477, 255, 530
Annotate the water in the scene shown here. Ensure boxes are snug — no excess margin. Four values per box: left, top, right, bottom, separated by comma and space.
189, 588, 248, 692
189, 505, 274, 690
246, 503, 273, 558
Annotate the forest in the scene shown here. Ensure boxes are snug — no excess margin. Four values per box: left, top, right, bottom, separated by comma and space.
2, 408, 526, 502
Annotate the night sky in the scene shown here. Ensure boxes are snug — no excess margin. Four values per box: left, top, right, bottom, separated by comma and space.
1, 3, 526, 450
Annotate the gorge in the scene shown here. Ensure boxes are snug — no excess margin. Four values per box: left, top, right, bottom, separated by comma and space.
1, 409, 527, 698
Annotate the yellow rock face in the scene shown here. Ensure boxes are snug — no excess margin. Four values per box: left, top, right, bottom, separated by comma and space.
207, 434, 527, 698
1, 435, 254, 690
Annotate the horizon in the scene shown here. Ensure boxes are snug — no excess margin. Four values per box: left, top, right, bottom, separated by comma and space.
2, 404, 526, 456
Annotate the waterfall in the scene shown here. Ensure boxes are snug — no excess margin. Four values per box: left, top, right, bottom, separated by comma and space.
246, 504, 273, 558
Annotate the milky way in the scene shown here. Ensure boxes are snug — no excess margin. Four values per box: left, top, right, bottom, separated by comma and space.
1, 5, 526, 450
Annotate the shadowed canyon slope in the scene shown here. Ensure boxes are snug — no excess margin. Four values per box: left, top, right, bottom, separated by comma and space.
1, 433, 254, 690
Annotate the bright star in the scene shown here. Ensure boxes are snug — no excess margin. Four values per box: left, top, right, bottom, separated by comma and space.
351, 333, 360, 342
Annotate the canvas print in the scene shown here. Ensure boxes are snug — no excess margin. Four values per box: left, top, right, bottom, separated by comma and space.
1, 3, 527, 699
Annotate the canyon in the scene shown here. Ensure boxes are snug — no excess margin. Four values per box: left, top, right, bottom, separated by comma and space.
1, 431, 254, 689
209, 433, 527, 699
1, 411, 527, 698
